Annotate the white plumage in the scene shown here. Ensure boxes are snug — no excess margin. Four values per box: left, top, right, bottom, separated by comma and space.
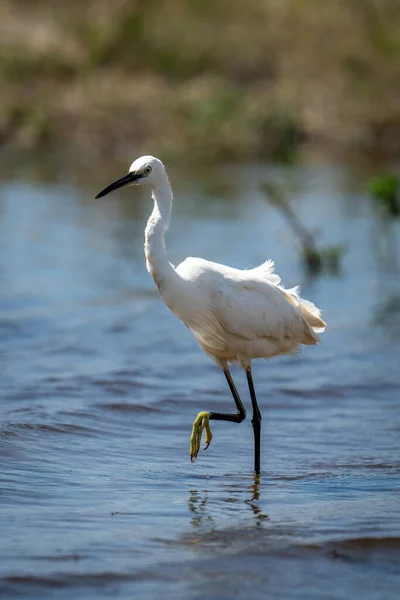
96, 155, 326, 475
175, 257, 324, 369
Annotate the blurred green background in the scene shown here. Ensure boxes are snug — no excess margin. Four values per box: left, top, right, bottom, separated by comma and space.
1, 0, 400, 163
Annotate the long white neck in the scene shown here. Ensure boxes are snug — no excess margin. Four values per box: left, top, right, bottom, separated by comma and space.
144, 177, 176, 292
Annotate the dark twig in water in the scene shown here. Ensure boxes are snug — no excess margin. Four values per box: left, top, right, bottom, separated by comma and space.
261, 181, 345, 276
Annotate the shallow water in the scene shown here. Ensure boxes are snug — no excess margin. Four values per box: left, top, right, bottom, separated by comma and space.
1, 158, 400, 599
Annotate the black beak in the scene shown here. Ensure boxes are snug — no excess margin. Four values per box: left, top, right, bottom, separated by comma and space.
95, 172, 143, 199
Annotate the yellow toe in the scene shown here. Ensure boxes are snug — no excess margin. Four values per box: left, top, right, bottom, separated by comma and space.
190, 411, 212, 462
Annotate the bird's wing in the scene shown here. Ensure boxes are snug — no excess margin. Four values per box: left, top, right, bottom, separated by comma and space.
213, 273, 307, 342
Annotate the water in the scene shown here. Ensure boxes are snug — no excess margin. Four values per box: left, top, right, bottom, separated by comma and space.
1, 157, 399, 599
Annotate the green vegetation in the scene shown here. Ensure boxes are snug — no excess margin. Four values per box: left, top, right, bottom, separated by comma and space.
367, 174, 400, 217
1, 0, 400, 161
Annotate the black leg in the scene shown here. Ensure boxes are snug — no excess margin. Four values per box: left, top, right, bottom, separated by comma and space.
246, 369, 262, 475
209, 369, 246, 424
190, 368, 246, 462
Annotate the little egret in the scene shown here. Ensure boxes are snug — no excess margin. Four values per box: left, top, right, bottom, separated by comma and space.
96, 156, 326, 475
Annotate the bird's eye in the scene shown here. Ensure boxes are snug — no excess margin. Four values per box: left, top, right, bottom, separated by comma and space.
144, 166, 152, 174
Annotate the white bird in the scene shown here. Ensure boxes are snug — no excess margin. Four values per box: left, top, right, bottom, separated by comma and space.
96, 156, 326, 475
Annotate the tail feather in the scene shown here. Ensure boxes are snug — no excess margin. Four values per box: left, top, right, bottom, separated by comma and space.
283, 287, 326, 333
256, 259, 327, 335
298, 298, 326, 333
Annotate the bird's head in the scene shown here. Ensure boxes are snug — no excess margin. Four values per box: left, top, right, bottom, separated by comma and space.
95, 155, 166, 199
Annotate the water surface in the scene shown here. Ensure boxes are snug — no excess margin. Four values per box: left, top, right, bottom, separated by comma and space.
1, 158, 399, 599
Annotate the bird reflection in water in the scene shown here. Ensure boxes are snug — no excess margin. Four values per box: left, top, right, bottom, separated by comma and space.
188, 490, 215, 529
244, 475, 269, 525
188, 476, 269, 530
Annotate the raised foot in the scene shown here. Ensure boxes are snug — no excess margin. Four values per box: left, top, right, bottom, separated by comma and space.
190, 411, 212, 462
